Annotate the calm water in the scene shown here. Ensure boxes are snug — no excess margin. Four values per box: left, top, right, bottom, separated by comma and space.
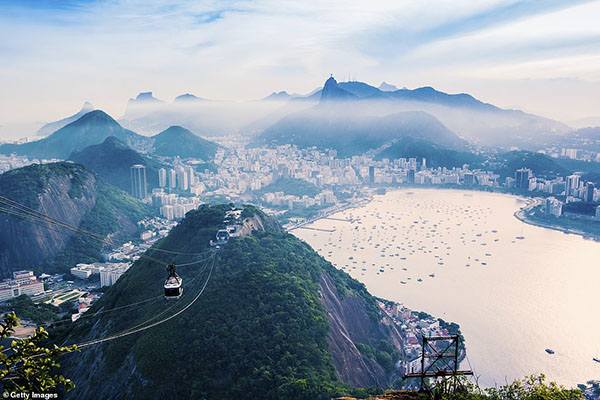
293, 188, 600, 387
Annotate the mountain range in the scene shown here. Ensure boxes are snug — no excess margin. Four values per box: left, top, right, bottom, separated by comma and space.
278, 77, 569, 148
20, 76, 583, 158
255, 79, 470, 158
0, 110, 221, 162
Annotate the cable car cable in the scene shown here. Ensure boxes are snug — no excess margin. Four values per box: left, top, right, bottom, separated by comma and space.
0, 196, 207, 256
75, 254, 216, 348
0, 205, 208, 267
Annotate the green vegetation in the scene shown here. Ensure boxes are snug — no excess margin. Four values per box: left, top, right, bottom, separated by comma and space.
356, 340, 401, 372
152, 126, 221, 159
562, 201, 599, 216
55, 204, 402, 399
424, 374, 584, 400
70, 136, 167, 192
0, 162, 89, 208
0, 110, 143, 160
0, 162, 153, 274
0, 312, 77, 393
257, 109, 467, 157
194, 162, 218, 174
526, 206, 600, 238
493, 151, 568, 180
376, 137, 481, 169
0, 295, 60, 325
257, 177, 321, 197
50, 176, 153, 271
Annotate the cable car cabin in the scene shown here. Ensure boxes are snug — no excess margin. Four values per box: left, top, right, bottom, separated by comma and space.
164, 263, 183, 299
216, 229, 230, 243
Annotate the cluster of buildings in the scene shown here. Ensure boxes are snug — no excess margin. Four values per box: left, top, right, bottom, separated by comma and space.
137, 216, 176, 240
0, 270, 45, 301
158, 165, 206, 194
71, 293, 100, 321
378, 301, 458, 374
510, 168, 598, 201
150, 189, 203, 219
70, 262, 131, 287
261, 190, 337, 210
511, 168, 600, 219
0, 154, 61, 174
135, 144, 506, 217
367, 160, 499, 187
556, 148, 600, 163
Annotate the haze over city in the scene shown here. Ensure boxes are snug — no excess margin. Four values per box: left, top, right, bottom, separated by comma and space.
2, 0, 600, 139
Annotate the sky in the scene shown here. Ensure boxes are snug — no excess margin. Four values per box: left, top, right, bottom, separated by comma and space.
1, 0, 600, 138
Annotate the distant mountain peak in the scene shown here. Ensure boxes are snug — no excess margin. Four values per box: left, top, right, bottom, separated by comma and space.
378, 82, 398, 92
319, 76, 356, 104
157, 125, 191, 135
151, 125, 220, 159
101, 135, 128, 148
129, 92, 164, 104
81, 101, 94, 112
75, 109, 118, 125
174, 93, 205, 103
263, 91, 293, 101
35, 102, 96, 137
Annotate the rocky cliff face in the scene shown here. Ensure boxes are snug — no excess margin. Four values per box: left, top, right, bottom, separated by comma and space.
320, 273, 404, 388
0, 167, 97, 277
236, 212, 282, 237
0, 162, 150, 277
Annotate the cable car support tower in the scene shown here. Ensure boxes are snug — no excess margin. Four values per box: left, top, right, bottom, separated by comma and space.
403, 335, 473, 394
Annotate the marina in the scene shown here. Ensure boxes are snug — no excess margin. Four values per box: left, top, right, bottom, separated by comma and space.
293, 188, 600, 387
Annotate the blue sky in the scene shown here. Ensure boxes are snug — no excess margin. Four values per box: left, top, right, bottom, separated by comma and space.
1, 0, 600, 137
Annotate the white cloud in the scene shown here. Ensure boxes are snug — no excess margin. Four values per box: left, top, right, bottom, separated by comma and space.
0, 0, 599, 138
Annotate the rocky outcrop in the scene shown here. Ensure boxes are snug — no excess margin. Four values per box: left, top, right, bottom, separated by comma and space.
0, 169, 97, 277
0, 162, 149, 277
236, 212, 282, 237
320, 272, 404, 388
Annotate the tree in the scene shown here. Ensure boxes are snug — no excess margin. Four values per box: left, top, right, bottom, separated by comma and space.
0, 312, 77, 393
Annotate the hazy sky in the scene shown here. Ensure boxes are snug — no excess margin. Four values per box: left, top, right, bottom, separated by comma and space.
2, 0, 600, 138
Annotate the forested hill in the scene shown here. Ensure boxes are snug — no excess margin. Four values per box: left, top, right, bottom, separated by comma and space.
55, 204, 453, 399
69, 136, 166, 193
0, 162, 152, 276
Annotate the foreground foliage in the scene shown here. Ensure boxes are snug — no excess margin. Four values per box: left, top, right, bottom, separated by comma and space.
0, 312, 77, 393
0, 295, 59, 325
414, 375, 584, 400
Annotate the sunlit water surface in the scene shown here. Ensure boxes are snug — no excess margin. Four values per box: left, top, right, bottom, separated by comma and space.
292, 189, 600, 387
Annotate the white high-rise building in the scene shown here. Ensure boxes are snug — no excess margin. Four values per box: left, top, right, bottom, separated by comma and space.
130, 165, 147, 199
158, 168, 167, 187
186, 166, 195, 186
167, 169, 177, 189
566, 174, 580, 197
176, 168, 189, 190
99, 263, 130, 287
